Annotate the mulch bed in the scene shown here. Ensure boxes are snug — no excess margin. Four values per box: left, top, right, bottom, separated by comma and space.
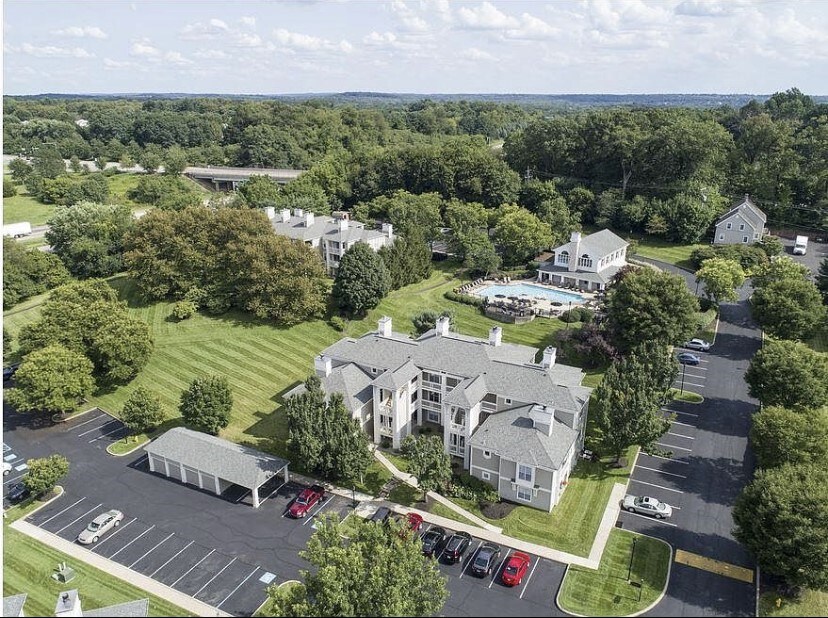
480, 500, 516, 520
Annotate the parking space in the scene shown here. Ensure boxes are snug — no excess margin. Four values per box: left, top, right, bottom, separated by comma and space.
66, 409, 130, 447
674, 352, 709, 391
26, 491, 278, 616
3, 439, 32, 507
419, 522, 566, 617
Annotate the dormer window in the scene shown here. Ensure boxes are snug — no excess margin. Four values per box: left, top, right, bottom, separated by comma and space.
578, 254, 592, 268
558, 250, 569, 265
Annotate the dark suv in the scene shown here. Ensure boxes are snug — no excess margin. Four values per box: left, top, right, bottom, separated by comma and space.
6, 482, 30, 504
443, 531, 472, 564
470, 543, 501, 577
421, 526, 447, 557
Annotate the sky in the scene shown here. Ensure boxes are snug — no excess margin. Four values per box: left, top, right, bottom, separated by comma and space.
3, 0, 828, 95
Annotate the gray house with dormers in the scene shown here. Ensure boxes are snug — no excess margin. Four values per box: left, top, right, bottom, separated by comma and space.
537, 229, 629, 291
713, 195, 767, 245
291, 316, 592, 512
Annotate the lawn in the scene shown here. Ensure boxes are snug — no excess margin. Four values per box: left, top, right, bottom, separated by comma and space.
105, 172, 143, 207
3, 520, 192, 617
3, 188, 55, 225
632, 236, 704, 271
449, 446, 636, 557
557, 529, 671, 616
759, 588, 828, 617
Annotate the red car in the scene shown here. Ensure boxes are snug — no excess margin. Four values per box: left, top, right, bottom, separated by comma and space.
501, 551, 531, 586
287, 484, 325, 518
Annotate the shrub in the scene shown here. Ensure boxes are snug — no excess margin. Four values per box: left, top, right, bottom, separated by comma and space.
412, 309, 454, 335
380, 437, 392, 449
171, 300, 197, 320
698, 296, 715, 312
480, 500, 516, 519
445, 471, 499, 503
560, 309, 580, 323
3, 177, 17, 198
329, 316, 347, 332
444, 290, 485, 308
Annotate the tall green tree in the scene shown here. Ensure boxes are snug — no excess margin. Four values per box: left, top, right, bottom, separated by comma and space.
378, 231, 432, 290
733, 464, 828, 590
751, 406, 828, 469
5, 345, 95, 415
32, 145, 66, 179
180, 375, 233, 435
24, 455, 69, 497
163, 145, 188, 176
492, 205, 552, 266
333, 242, 391, 317
354, 191, 443, 241
751, 257, 810, 288
121, 386, 166, 436
401, 435, 452, 500
817, 257, 828, 303
265, 513, 448, 617
605, 267, 700, 351
461, 230, 501, 276
695, 258, 745, 304
751, 277, 826, 340
3, 238, 71, 309
745, 340, 828, 409
238, 174, 282, 209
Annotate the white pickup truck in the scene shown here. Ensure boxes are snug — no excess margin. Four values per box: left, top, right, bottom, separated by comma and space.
2, 221, 32, 238
793, 235, 808, 256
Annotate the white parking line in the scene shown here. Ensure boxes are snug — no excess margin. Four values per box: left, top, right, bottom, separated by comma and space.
5, 472, 27, 484
663, 408, 698, 418
56, 503, 104, 535
150, 540, 194, 577
620, 510, 678, 527
656, 442, 693, 452
635, 465, 687, 479
172, 549, 214, 587
69, 414, 106, 429
489, 550, 512, 589
519, 557, 541, 599
259, 481, 288, 506
39, 497, 87, 526
130, 532, 175, 568
630, 479, 684, 494
234, 490, 251, 504
109, 525, 156, 559
77, 420, 118, 437
93, 517, 137, 549
640, 453, 690, 465
670, 420, 695, 428
89, 427, 126, 443
217, 566, 259, 609
668, 431, 695, 440
673, 381, 706, 389
134, 454, 148, 466
194, 557, 237, 597
302, 495, 334, 526
459, 541, 483, 580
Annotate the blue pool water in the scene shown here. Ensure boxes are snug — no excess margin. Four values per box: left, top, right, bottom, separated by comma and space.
476, 283, 586, 304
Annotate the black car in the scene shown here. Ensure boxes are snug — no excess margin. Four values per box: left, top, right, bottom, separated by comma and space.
3, 363, 20, 382
6, 482, 30, 504
470, 543, 501, 577
443, 531, 472, 563
370, 506, 391, 524
421, 526, 447, 557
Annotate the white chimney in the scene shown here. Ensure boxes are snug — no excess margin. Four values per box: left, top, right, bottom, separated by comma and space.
314, 355, 332, 377
382, 222, 394, 238
489, 326, 502, 347
435, 316, 451, 337
378, 316, 392, 338
339, 218, 349, 232
304, 212, 315, 227
293, 208, 304, 218
541, 346, 557, 369
264, 206, 276, 220
568, 231, 581, 272
333, 210, 350, 221
280, 209, 291, 223
529, 404, 555, 437
55, 590, 82, 617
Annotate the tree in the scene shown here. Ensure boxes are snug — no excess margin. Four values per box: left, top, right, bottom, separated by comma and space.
171, 300, 197, 320
593, 347, 674, 462
745, 339, 828, 409
461, 230, 501, 276
378, 231, 432, 291
46, 202, 134, 278
733, 464, 828, 590
138, 150, 162, 174
355, 191, 443, 241
662, 192, 720, 243
69, 155, 83, 173
412, 310, 454, 335
751, 406, 828, 469
265, 513, 448, 617
695, 258, 745, 304
752, 257, 810, 289
32, 145, 66, 179
238, 174, 282, 209
121, 387, 165, 436
5, 345, 95, 415
444, 199, 488, 256
8, 157, 33, 183
605, 267, 700, 351
3, 237, 71, 309
751, 277, 826, 340
3, 177, 16, 198
401, 435, 451, 500
755, 236, 784, 258
23, 454, 69, 497
492, 205, 553, 266
332, 242, 391, 317
815, 258, 828, 303
163, 145, 188, 176
180, 375, 233, 435
90, 314, 154, 383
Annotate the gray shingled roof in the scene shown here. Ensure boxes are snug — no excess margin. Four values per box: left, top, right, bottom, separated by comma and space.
3, 594, 27, 617
537, 262, 624, 283
321, 329, 588, 413
553, 229, 628, 259
185, 166, 303, 183
716, 195, 767, 228
271, 214, 387, 244
85, 599, 150, 617
469, 405, 579, 470
372, 360, 420, 390
144, 427, 289, 489
321, 364, 373, 413
445, 374, 489, 408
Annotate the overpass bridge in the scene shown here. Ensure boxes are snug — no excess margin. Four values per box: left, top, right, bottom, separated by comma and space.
184, 165, 304, 190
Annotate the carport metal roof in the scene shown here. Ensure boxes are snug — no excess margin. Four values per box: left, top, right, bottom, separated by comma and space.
144, 427, 289, 490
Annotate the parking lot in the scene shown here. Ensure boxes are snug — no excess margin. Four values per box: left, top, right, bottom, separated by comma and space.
3, 439, 31, 508
68, 409, 130, 449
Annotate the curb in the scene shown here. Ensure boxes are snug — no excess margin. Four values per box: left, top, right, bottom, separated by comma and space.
106, 437, 150, 457
4, 485, 65, 519
51, 406, 102, 424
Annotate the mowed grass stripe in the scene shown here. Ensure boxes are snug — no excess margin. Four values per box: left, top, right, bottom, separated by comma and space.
193, 343, 302, 397
196, 337, 306, 383
235, 334, 332, 373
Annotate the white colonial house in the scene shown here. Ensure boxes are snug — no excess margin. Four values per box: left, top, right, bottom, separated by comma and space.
268, 208, 395, 274
287, 316, 592, 512
713, 195, 767, 245
537, 229, 629, 291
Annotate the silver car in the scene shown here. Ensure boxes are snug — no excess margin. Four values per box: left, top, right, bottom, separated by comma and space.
684, 338, 711, 352
78, 509, 124, 544
622, 495, 673, 519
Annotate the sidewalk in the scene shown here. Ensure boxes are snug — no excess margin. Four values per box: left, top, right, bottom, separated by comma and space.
10, 519, 230, 617
372, 449, 501, 533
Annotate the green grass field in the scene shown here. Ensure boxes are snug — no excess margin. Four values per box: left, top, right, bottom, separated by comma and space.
633, 236, 704, 271
3, 189, 55, 226
557, 530, 671, 616
759, 588, 828, 617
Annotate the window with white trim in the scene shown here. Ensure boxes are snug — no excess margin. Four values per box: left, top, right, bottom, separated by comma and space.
483, 450, 491, 459
427, 410, 440, 423
726, 222, 732, 230
719, 234, 724, 241
516, 486, 532, 502
481, 471, 491, 481
371, 367, 377, 374
742, 235, 749, 243
739, 223, 745, 231
518, 464, 533, 484
505, 398, 512, 405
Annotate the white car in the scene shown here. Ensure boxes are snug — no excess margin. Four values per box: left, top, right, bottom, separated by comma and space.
3, 462, 11, 476
622, 495, 673, 519
77, 509, 124, 544
684, 338, 711, 352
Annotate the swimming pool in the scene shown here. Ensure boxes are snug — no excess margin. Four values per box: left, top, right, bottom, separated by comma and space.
475, 282, 586, 304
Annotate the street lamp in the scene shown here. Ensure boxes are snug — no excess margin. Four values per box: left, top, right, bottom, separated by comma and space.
680, 363, 687, 395
565, 300, 573, 331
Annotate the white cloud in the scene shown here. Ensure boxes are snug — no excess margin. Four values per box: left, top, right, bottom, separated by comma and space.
19, 43, 94, 58
180, 18, 229, 40
457, 2, 519, 30
425, 0, 452, 24
130, 38, 161, 57
239, 16, 256, 27
504, 13, 559, 40
390, 0, 429, 32
459, 47, 496, 61
51, 25, 108, 39
164, 51, 193, 65
273, 28, 352, 53
193, 49, 230, 59
103, 58, 139, 69
234, 32, 263, 47
675, 0, 749, 18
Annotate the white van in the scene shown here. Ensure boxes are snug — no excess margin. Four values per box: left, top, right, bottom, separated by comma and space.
793, 235, 808, 256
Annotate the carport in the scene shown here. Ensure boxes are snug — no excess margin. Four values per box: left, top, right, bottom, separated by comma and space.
144, 427, 289, 508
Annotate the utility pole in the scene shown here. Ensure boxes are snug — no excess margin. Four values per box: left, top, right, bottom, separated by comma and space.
680, 363, 687, 394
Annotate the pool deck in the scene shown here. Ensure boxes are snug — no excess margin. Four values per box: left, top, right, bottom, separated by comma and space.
469, 279, 599, 316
